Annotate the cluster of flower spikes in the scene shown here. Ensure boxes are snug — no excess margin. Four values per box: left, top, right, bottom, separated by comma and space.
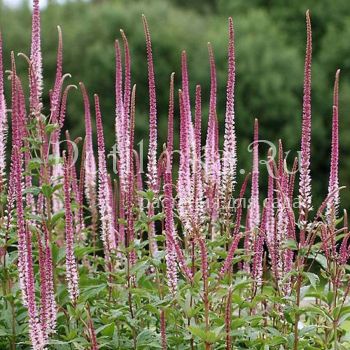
2, 1, 349, 348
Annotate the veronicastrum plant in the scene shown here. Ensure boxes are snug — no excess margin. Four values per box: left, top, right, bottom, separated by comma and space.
0, 1, 349, 349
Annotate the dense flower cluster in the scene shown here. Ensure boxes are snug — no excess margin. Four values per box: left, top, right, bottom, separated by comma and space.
0, 1, 349, 349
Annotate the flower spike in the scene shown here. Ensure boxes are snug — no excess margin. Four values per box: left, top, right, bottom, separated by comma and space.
142, 15, 158, 192
326, 69, 340, 221
95, 94, 117, 253
63, 153, 80, 304
299, 10, 313, 239
30, 0, 43, 108
221, 17, 237, 216
0, 32, 7, 180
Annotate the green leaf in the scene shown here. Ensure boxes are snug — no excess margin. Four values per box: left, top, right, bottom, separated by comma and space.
304, 272, 319, 289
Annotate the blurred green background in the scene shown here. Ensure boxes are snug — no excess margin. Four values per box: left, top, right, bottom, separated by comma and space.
0, 0, 349, 210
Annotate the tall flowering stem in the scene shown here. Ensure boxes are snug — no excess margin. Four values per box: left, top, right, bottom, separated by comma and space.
178, 90, 192, 231
326, 70, 340, 222
167, 73, 175, 160
250, 119, 260, 229
63, 154, 79, 304
221, 17, 237, 220
42, 224, 56, 335
95, 95, 117, 256
142, 15, 158, 192
15, 141, 45, 348
163, 152, 178, 294
30, 0, 43, 109
80, 82, 98, 239
264, 150, 277, 281
192, 85, 204, 227
299, 10, 312, 243
0, 32, 7, 181
181, 51, 194, 150
142, 16, 159, 255
205, 43, 220, 225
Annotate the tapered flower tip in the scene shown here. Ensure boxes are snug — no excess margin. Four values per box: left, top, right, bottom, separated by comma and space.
114, 39, 120, 51
142, 14, 149, 30
254, 118, 259, 139
306, 11, 311, 42
57, 25, 62, 37
334, 69, 340, 105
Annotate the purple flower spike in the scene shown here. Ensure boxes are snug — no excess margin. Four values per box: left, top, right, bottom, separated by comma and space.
163, 152, 178, 294
205, 43, 220, 224
0, 33, 7, 179
30, 0, 43, 109
249, 118, 260, 229
326, 70, 340, 222
80, 83, 97, 209
192, 85, 204, 227
167, 73, 175, 161
181, 51, 194, 148
142, 15, 158, 192
50, 26, 63, 122
95, 94, 117, 254
63, 154, 80, 304
178, 90, 192, 231
299, 10, 313, 238
221, 17, 237, 213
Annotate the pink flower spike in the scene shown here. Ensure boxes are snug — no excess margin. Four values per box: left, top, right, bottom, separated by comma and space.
142, 15, 158, 192
205, 43, 220, 223
120, 30, 131, 115
221, 17, 237, 212
326, 70, 340, 221
30, 0, 43, 108
163, 152, 178, 293
264, 150, 277, 279
178, 90, 191, 230
63, 153, 80, 304
50, 26, 63, 121
249, 118, 260, 229
167, 73, 175, 162
192, 85, 204, 226
181, 51, 194, 147
233, 173, 251, 237
15, 144, 45, 348
219, 233, 242, 278
42, 224, 56, 335
299, 10, 313, 236
0, 32, 7, 179
95, 94, 117, 253
79, 82, 97, 208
